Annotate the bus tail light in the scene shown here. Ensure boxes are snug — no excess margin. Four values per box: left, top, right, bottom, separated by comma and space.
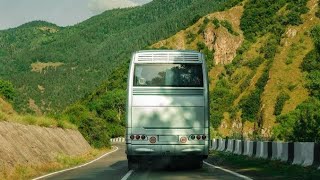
196, 135, 201, 140
136, 135, 140, 140
190, 135, 195, 140
202, 135, 206, 140
130, 135, 134, 140
191, 134, 206, 140
141, 135, 146, 140
130, 134, 147, 140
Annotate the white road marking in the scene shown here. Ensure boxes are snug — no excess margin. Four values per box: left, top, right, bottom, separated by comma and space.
121, 169, 134, 180
33, 146, 119, 180
203, 161, 252, 180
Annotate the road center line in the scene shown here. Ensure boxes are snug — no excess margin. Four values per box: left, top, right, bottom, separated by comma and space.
121, 170, 134, 180
33, 146, 119, 180
203, 161, 252, 180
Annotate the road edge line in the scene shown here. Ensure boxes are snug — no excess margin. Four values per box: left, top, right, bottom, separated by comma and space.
32, 146, 119, 180
121, 170, 134, 180
203, 161, 252, 180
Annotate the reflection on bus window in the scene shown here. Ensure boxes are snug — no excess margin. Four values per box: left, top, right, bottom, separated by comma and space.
134, 64, 203, 87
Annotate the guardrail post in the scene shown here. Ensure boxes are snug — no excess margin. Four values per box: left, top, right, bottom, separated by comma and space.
288, 142, 294, 163
314, 143, 320, 167
267, 141, 272, 159
253, 141, 257, 157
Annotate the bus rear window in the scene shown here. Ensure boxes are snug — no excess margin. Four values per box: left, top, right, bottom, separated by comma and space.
133, 63, 203, 87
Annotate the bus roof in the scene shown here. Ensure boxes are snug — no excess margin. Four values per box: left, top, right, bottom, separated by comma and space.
133, 50, 203, 63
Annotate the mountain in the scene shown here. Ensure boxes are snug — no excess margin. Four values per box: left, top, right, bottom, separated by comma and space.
2, 0, 319, 142
0, 0, 236, 113
68, 0, 320, 142
150, 0, 320, 141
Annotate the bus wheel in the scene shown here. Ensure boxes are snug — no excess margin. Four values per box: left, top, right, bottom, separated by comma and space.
128, 159, 136, 170
198, 160, 203, 168
193, 159, 203, 169
128, 161, 133, 170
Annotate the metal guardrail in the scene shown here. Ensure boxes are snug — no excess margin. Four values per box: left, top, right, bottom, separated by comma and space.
210, 138, 320, 168
110, 137, 125, 143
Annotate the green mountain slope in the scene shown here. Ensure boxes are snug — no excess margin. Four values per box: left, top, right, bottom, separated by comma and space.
0, 0, 235, 113
149, 0, 320, 140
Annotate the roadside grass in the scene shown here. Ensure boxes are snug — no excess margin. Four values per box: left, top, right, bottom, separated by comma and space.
0, 114, 77, 130
1, 97, 76, 129
207, 151, 320, 179
0, 148, 112, 180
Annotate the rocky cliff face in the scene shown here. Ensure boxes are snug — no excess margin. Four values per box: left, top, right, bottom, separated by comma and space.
205, 6, 243, 65
0, 121, 91, 170
152, 5, 244, 66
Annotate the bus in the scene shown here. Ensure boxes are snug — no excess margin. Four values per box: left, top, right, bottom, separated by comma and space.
126, 50, 209, 169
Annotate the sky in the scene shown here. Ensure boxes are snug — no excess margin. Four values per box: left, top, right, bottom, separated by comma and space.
0, 0, 152, 30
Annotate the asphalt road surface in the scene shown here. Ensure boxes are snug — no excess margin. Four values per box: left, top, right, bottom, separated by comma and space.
41, 143, 249, 180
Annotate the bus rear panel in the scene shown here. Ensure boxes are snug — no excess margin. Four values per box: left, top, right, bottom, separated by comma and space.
126, 50, 209, 169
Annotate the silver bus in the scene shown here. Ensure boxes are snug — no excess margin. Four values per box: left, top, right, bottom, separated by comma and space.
126, 50, 209, 169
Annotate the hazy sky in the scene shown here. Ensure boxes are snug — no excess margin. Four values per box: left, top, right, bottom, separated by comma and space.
0, 0, 152, 30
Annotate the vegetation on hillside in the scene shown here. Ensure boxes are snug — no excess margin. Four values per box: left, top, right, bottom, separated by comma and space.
273, 25, 320, 142
1, 0, 319, 147
50, 0, 243, 148
0, 0, 235, 114
208, 0, 309, 139
0, 79, 15, 102
0, 80, 75, 129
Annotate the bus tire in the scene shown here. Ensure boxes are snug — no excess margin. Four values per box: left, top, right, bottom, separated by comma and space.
128, 158, 135, 170
128, 162, 132, 170
198, 160, 203, 168
193, 159, 203, 169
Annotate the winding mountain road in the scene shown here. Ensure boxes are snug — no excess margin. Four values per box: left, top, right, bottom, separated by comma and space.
40, 143, 250, 180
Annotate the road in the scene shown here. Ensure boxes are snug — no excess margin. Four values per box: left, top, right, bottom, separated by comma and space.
41, 143, 249, 180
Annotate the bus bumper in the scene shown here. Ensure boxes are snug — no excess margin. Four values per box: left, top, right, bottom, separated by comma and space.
127, 144, 208, 157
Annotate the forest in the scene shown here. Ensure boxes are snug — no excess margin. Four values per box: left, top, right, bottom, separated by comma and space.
0, 0, 234, 113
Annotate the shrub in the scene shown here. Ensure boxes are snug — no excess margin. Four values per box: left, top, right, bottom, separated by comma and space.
198, 17, 210, 34
245, 57, 264, 70
212, 18, 220, 29
273, 111, 297, 141
273, 98, 320, 142
220, 20, 239, 36
203, 17, 210, 25
274, 92, 290, 116
210, 79, 235, 128
291, 98, 320, 142
307, 70, 320, 99
63, 104, 91, 125
239, 68, 269, 122
239, 90, 261, 122
239, 72, 255, 92
287, 83, 297, 91
0, 79, 15, 101
311, 25, 320, 52
78, 116, 111, 148
225, 63, 237, 76
203, 47, 214, 71
260, 36, 279, 60
197, 42, 206, 51
186, 31, 196, 44
191, 15, 202, 24
256, 69, 269, 90
301, 50, 320, 72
